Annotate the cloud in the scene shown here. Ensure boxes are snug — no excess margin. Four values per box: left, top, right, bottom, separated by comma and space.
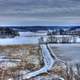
0, 0, 80, 25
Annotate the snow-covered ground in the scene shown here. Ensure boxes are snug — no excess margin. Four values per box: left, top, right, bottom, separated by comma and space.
76, 36, 80, 42
0, 37, 40, 45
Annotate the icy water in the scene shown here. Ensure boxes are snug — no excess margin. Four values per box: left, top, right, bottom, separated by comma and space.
50, 44, 80, 64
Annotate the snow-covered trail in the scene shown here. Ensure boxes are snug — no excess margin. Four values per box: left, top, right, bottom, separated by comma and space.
19, 44, 55, 80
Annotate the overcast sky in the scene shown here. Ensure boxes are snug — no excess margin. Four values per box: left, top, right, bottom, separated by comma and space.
0, 0, 80, 26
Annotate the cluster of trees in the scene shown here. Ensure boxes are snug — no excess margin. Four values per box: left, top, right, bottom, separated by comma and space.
0, 28, 19, 38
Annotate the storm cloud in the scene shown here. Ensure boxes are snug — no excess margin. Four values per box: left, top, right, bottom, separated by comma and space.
0, 0, 80, 25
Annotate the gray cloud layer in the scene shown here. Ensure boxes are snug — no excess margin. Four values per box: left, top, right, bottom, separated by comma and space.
0, 0, 80, 25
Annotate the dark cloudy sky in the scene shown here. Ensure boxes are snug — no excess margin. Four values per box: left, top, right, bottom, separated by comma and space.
0, 0, 80, 26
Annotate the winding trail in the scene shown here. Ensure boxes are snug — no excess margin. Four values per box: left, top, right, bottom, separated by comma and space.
19, 44, 56, 80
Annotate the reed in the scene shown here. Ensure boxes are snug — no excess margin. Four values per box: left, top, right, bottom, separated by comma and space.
64, 62, 80, 80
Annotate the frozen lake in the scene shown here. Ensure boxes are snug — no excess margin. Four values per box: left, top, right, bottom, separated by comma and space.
50, 44, 80, 64
0, 37, 40, 45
